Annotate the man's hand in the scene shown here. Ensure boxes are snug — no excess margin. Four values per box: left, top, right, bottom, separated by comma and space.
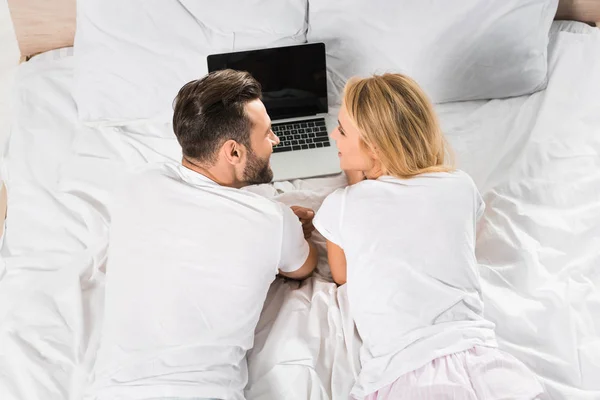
291, 206, 315, 239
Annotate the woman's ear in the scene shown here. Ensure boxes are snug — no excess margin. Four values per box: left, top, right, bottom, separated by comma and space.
366, 145, 384, 179
364, 141, 380, 161
369, 149, 379, 161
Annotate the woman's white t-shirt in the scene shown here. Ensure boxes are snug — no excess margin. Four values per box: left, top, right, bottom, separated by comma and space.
313, 170, 497, 398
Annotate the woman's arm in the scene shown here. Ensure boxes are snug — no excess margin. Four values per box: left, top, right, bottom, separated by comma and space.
279, 241, 318, 281
326, 240, 347, 285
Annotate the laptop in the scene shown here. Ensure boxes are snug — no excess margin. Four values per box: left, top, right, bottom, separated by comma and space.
207, 43, 341, 181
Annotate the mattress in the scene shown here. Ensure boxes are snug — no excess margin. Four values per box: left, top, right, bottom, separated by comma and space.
0, 21, 599, 400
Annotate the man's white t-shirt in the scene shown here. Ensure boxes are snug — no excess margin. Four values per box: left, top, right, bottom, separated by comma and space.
90, 162, 309, 400
313, 170, 497, 398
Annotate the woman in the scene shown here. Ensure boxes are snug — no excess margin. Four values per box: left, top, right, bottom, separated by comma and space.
313, 73, 544, 400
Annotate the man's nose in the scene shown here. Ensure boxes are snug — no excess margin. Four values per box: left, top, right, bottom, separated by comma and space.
272, 132, 280, 146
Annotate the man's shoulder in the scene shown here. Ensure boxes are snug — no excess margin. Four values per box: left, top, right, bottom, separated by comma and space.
114, 162, 179, 198
128, 162, 177, 181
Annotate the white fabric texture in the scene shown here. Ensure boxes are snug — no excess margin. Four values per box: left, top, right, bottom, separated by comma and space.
91, 162, 309, 400
314, 171, 497, 398
0, 0, 20, 157
73, 0, 308, 124
1, 21, 600, 400
308, 0, 559, 105
363, 346, 544, 400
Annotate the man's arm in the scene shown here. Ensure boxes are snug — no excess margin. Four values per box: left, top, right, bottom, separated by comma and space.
326, 240, 347, 285
278, 241, 318, 280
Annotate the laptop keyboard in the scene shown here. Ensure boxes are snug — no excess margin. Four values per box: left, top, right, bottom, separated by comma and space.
272, 118, 331, 153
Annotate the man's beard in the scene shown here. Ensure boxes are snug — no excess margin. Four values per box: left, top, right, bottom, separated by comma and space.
242, 149, 273, 185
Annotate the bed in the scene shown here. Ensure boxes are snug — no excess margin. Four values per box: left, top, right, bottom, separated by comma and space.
1, 2, 599, 400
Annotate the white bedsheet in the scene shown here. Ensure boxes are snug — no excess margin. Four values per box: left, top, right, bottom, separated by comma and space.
1, 22, 599, 400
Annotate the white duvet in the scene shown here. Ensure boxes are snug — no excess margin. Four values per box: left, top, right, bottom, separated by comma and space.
1, 22, 600, 400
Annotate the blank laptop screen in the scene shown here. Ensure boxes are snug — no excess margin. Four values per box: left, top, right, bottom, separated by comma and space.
207, 43, 328, 120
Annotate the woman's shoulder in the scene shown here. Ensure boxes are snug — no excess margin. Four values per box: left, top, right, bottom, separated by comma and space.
322, 186, 350, 205
449, 169, 474, 181
448, 169, 480, 191
340, 170, 478, 196
373, 169, 473, 185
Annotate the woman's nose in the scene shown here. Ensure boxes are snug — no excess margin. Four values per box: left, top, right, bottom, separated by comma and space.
331, 127, 339, 141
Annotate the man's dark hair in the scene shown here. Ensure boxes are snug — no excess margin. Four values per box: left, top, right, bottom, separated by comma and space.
172, 69, 262, 164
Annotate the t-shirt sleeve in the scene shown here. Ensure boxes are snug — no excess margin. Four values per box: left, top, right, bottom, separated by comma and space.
278, 203, 311, 273
475, 188, 485, 221
313, 188, 345, 248
460, 169, 485, 221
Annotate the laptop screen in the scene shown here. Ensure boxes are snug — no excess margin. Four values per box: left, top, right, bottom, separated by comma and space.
207, 43, 328, 120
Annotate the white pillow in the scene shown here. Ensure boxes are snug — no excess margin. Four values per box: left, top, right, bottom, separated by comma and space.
308, 0, 559, 105
74, 0, 308, 124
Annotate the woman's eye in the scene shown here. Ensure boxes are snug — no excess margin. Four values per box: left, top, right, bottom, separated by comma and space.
338, 126, 345, 136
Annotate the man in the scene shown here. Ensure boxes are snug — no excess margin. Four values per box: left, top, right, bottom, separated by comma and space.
89, 70, 318, 400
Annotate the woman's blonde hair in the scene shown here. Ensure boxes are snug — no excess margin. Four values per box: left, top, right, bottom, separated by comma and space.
343, 73, 454, 178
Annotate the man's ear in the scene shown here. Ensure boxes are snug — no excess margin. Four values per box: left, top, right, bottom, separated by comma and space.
222, 140, 244, 166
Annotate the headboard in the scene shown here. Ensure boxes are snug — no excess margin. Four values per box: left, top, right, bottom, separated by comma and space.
7, 0, 600, 58
8, 0, 76, 58
556, 0, 600, 21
